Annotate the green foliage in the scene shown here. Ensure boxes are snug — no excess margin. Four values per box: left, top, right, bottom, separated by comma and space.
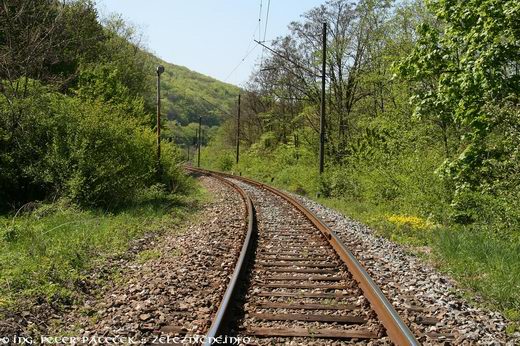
159, 143, 193, 195
0, 0, 214, 322
0, 1, 197, 212
399, 0, 520, 197
0, 81, 188, 209
0, 0, 105, 86
52, 101, 155, 207
155, 60, 239, 155
199, 124, 237, 171
0, 191, 194, 308
158, 63, 239, 127
74, 63, 147, 117
233, 140, 320, 196
435, 225, 520, 315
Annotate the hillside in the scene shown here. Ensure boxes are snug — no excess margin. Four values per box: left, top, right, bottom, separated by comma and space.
155, 58, 239, 127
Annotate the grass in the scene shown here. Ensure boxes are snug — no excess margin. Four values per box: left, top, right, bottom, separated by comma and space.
0, 185, 202, 311
434, 227, 520, 316
316, 197, 520, 323
137, 249, 162, 263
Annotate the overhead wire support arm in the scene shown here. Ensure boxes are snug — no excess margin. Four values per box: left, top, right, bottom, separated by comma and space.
254, 39, 322, 79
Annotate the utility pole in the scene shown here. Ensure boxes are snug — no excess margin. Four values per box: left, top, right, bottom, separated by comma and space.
156, 65, 165, 174
236, 94, 241, 164
197, 116, 202, 167
319, 22, 326, 175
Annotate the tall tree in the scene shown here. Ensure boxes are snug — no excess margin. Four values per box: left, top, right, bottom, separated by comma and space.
243, 0, 399, 161
399, 0, 520, 193
0, 0, 104, 98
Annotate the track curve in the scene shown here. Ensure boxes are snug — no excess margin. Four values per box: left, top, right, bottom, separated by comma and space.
186, 167, 418, 345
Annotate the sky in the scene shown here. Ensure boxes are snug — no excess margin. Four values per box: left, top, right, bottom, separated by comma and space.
94, 0, 323, 87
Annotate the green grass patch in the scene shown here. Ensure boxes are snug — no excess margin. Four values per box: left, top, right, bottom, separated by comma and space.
0, 184, 201, 311
433, 227, 520, 317
137, 249, 162, 263
316, 197, 436, 247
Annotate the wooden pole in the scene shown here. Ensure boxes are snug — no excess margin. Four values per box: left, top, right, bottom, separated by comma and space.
156, 65, 164, 174
197, 116, 202, 167
236, 94, 241, 164
319, 23, 326, 175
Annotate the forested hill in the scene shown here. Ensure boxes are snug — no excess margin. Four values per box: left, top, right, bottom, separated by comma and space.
153, 57, 239, 127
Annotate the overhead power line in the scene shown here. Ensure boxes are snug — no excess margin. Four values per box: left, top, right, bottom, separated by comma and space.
263, 0, 271, 43
257, 0, 263, 41
224, 44, 259, 82
224, 0, 270, 83
254, 39, 322, 78
198, 94, 235, 118
259, 0, 271, 69
199, 96, 230, 116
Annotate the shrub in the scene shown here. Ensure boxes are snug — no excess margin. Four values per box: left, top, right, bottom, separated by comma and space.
0, 80, 185, 210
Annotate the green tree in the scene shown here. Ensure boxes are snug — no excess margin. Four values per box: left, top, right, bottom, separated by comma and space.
399, 0, 520, 197
0, 0, 104, 95
0, 1, 188, 211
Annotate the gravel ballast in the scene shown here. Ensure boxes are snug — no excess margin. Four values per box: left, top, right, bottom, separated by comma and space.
233, 179, 388, 345
46, 176, 247, 343
291, 193, 519, 345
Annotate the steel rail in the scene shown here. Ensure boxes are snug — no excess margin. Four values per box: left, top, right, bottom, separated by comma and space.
191, 167, 419, 346
186, 167, 256, 346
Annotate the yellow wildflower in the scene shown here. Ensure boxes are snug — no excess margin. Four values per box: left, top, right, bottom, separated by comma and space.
386, 214, 434, 230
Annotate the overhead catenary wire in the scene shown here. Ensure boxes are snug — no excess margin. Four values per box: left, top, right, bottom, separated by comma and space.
198, 94, 235, 118
224, 44, 259, 82
257, 0, 265, 69
254, 39, 322, 78
259, 0, 271, 69
263, 0, 271, 43
223, 14, 263, 84
224, 0, 271, 84
257, 0, 263, 41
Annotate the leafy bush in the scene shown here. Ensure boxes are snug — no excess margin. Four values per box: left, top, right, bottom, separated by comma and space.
400, 0, 520, 206
159, 143, 193, 195
0, 80, 186, 210
233, 143, 319, 195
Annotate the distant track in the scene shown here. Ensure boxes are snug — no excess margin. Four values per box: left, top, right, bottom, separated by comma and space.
185, 167, 419, 345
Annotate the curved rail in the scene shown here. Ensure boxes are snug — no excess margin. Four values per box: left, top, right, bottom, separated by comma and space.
190, 167, 419, 346
186, 167, 256, 346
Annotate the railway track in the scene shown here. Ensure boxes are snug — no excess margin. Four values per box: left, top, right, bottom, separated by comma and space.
184, 167, 419, 345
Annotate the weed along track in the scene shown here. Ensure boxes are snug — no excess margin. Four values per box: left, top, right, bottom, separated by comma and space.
185, 168, 421, 345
